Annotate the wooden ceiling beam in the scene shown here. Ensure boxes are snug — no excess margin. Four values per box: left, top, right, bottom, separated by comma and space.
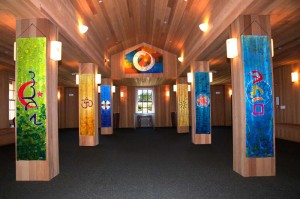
29, 0, 110, 77
178, 0, 256, 77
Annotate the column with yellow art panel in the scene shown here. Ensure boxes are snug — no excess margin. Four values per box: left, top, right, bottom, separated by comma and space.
176, 77, 189, 133
15, 18, 59, 181
79, 63, 99, 146
190, 61, 211, 144
100, 78, 113, 135
229, 15, 275, 177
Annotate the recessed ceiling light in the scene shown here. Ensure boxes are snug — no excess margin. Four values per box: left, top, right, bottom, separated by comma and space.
79, 24, 88, 34
178, 56, 183, 62
199, 23, 209, 32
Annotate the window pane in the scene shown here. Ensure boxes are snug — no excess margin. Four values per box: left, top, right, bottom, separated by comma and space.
9, 101, 15, 109
138, 102, 142, 112
9, 111, 15, 120
147, 103, 152, 112
9, 91, 13, 99
136, 89, 154, 113
9, 82, 13, 90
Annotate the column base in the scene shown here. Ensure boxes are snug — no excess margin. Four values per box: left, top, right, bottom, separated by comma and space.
101, 127, 113, 135
233, 157, 276, 177
16, 160, 59, 181
177, 126, 189, 133
192, 133, 211, 144
79, 135, 99, 146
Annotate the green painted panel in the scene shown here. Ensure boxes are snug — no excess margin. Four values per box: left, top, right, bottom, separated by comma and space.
16, 37, 47, 160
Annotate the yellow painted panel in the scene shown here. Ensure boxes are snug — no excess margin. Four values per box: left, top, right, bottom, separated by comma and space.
178, 84, 189, 126
79, 74, 95, 136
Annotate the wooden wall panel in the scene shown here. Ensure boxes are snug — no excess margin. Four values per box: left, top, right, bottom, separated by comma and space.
224, 85, 233, 126
0, 70, 9, 128
274, 63, 300, 124
115, 86, 135, 128
113, 86, 120, 113
274, 62, 300, 142
111, 43, 177, 80
58, 86, 66, 128
126, 86, 136, 128
155, 85, 172, 127
211, 85, 225, 126
65, 87, 79, 128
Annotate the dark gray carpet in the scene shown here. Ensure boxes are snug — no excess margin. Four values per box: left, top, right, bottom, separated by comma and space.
0, 127, 300, 199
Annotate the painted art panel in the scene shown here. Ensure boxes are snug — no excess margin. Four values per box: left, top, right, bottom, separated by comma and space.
124, 46, 163, 74
177, 84, 189, 126
242, 35, 274, 158
101, 85, 111, 127
16, 37, 47, 160
79, 74, 95, 136
194, 72, 211, 134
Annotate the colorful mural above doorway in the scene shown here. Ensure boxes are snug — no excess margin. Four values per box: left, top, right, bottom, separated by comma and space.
124, 46, 163, 74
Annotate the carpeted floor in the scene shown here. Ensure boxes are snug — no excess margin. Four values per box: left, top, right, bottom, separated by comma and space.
0, 127, 300, 199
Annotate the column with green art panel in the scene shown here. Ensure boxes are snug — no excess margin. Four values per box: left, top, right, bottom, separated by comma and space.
16, 37, 47, 160
15, 18, 59, 181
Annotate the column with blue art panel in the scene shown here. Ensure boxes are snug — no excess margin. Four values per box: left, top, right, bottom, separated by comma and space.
191, 61, 211, 144
230, 15, 275, 177
242, 35, 274, 158
100, 78, 113, 135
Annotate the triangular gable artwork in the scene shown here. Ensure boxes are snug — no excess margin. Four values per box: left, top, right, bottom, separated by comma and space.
124, 46, 163, 74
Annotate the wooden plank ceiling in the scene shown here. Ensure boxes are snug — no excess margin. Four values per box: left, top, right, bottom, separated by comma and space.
0, 0, 300, 86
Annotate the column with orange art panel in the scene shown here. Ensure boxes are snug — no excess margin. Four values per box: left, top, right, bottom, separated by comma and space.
190, 61, 211, 144
79, 63, 99, 146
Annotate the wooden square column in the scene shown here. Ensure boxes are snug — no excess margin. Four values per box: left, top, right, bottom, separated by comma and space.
230, 15, 275, 177
101, 78, 113, 135
176, 77, 189, 133
15, 18, 59, 181
79, 63, 99, 146
191, 61, 211, 144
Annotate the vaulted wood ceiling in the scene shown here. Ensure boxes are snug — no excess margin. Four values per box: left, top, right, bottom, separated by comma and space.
0, 0, 300, 86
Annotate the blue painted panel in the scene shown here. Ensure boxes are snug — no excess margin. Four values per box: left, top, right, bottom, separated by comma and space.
242, 35, 274, 158
194, 72, 211, 134
100, 85, 111, 127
